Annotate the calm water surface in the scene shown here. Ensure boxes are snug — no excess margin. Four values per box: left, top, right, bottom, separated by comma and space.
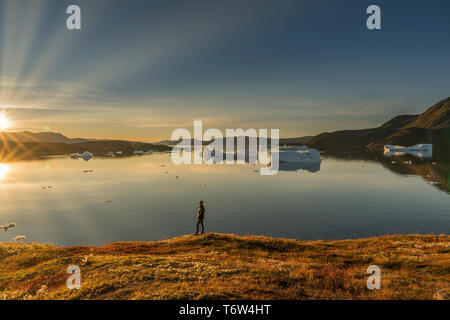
0, 154, 448, 245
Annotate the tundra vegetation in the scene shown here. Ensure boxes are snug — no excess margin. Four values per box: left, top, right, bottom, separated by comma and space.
0, 233, 448, 300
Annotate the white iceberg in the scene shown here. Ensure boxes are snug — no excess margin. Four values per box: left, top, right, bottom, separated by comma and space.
384, 144, 432, 158
262, 147, 322, 173
276, 148, 322, 163
202, 148, 227, 163
13, 235, 26, 242
384, 144, 432, 152
202, 148, 258, 164
71, 151, 93, 161
0, 222, 16, 232
280, 145, 309, 151
80, 151, 93, 161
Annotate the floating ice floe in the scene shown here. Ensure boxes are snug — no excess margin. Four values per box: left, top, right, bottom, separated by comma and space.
276, 148, 322, 163
203, 149, 260, 164
0, 222, 16, 232
275, 148, 322, 173
173, 146, 192, 153
201, 148, 227, 163
71, 151, 93, 161
280, 145, 309, 151
13, 235, 26, 242
198, 146, 323, 169
81, 151, 93, 161
384, 144, 432, 152
383, 144, 432, 158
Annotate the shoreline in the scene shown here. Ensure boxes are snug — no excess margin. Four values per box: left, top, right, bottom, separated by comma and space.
1, 233, 449, 300
2, 231, 449, 247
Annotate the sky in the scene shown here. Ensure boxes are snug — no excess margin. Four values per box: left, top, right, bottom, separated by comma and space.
0, 0, 449, 142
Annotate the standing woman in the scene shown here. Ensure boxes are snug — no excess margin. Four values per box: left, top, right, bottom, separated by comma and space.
195, 200, 205, 235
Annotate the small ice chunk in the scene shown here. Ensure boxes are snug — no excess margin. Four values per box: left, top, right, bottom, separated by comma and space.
275, 148, 322, 163
0, 222, 16, 232
13, 235, 26, 242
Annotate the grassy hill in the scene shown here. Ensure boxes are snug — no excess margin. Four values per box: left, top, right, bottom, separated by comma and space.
0, 233, 448, 300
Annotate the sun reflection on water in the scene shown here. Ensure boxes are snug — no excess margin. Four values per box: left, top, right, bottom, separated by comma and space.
0, 163, 10, 180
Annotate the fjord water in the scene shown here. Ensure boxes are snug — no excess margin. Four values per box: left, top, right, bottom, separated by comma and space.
0, 154, 448, 245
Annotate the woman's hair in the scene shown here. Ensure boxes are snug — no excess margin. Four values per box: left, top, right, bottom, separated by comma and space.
199, 200, 204, 205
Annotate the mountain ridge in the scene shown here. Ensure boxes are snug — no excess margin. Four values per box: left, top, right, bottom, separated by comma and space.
1, 98, 448, 159
0, 131, 89, 144
305, 97, 450, 156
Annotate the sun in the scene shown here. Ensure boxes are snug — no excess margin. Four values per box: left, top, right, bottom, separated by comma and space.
0, 112, 11, 130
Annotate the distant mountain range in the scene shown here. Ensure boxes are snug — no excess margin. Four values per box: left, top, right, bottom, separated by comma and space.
0, 131, 90, 144
155, 98, 449, 156
0, 133, 170, 159
154, 136, 313, 146
1, 98, 448, 160
305, 97, 450, 158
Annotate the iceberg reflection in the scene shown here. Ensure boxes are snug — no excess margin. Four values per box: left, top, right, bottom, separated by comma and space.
279, 161, 321, 172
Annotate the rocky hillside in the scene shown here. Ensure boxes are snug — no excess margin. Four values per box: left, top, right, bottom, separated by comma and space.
403, 98, 450, 129
306, 98, 450, 156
